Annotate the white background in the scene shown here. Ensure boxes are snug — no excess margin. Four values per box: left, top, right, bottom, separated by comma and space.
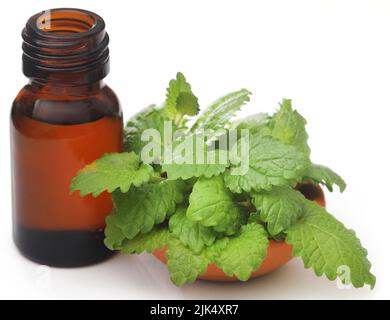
0, 0, 389, 300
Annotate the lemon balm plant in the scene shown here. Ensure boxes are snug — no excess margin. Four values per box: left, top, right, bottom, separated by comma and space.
71, 73, 375, 288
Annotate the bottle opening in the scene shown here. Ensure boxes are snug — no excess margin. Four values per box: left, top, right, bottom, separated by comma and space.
36, 9, 97, 35
22, 8, 110, 84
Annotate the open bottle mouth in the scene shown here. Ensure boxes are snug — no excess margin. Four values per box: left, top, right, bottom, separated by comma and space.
36, 8, 98, 35
22, 8, 110, 84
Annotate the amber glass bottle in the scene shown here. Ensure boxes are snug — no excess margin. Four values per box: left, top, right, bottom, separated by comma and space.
11, 8, 123, 267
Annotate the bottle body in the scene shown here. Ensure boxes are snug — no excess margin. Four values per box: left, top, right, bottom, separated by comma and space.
11, 81, 122, 266
12, 8, 123, 267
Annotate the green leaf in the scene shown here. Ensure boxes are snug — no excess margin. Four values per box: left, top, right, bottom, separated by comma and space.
176, 92, 200, 116
166, 223, 270, 285
165, 72, 199, 118
166, 236, 210, 286
192, 89, 251, 130
70, 152, 154, 197
233, 112, 272, 136
112, 180, 185, 239
224, 135, 310, 193
269, 99, 310, 156
124, 105, 171, 158
104, 210, 126, 250
215, 223, 269, 281
187, 176, 243, 235
169, 207, 217, 254
305, 164, 346, 192
203, 237, 230, 261
162, 150, 229, 180
251, 186, 305, 236
162, 134, 230, 180
166, 235, 229, 286
285, 200, 376, 289
120, 227, 170, 254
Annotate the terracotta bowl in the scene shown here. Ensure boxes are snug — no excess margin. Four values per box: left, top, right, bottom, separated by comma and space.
153, 182, 325, 282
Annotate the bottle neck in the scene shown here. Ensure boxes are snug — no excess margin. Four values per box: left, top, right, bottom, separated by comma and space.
22, 8, 110, 86
29, 79, 105, 97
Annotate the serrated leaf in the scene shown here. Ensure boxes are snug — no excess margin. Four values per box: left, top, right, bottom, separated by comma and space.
233, 112, 272, 136
251, 186, 305, 236
187, 176, 243, 235
305, 164, 346, 192
215, 223, 269, 281
124, 105, 171, 158
165, 72, 199, 118
166, 236, 210, 286
120, 227, 170, 254
166, 235, 229, 286
192, 89, 251, 130
169, 207, 217, 254
162, 150, 229, 180
203, 237, 230, 261
269, 99, 310, 156
224, 135, 310, 193
104, 210, 126, 250
70, 152, 154, 197
176, 92, 200, 116
162, 134, 230, 180
112, 180, 185, 239
286, 200, 376, 289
